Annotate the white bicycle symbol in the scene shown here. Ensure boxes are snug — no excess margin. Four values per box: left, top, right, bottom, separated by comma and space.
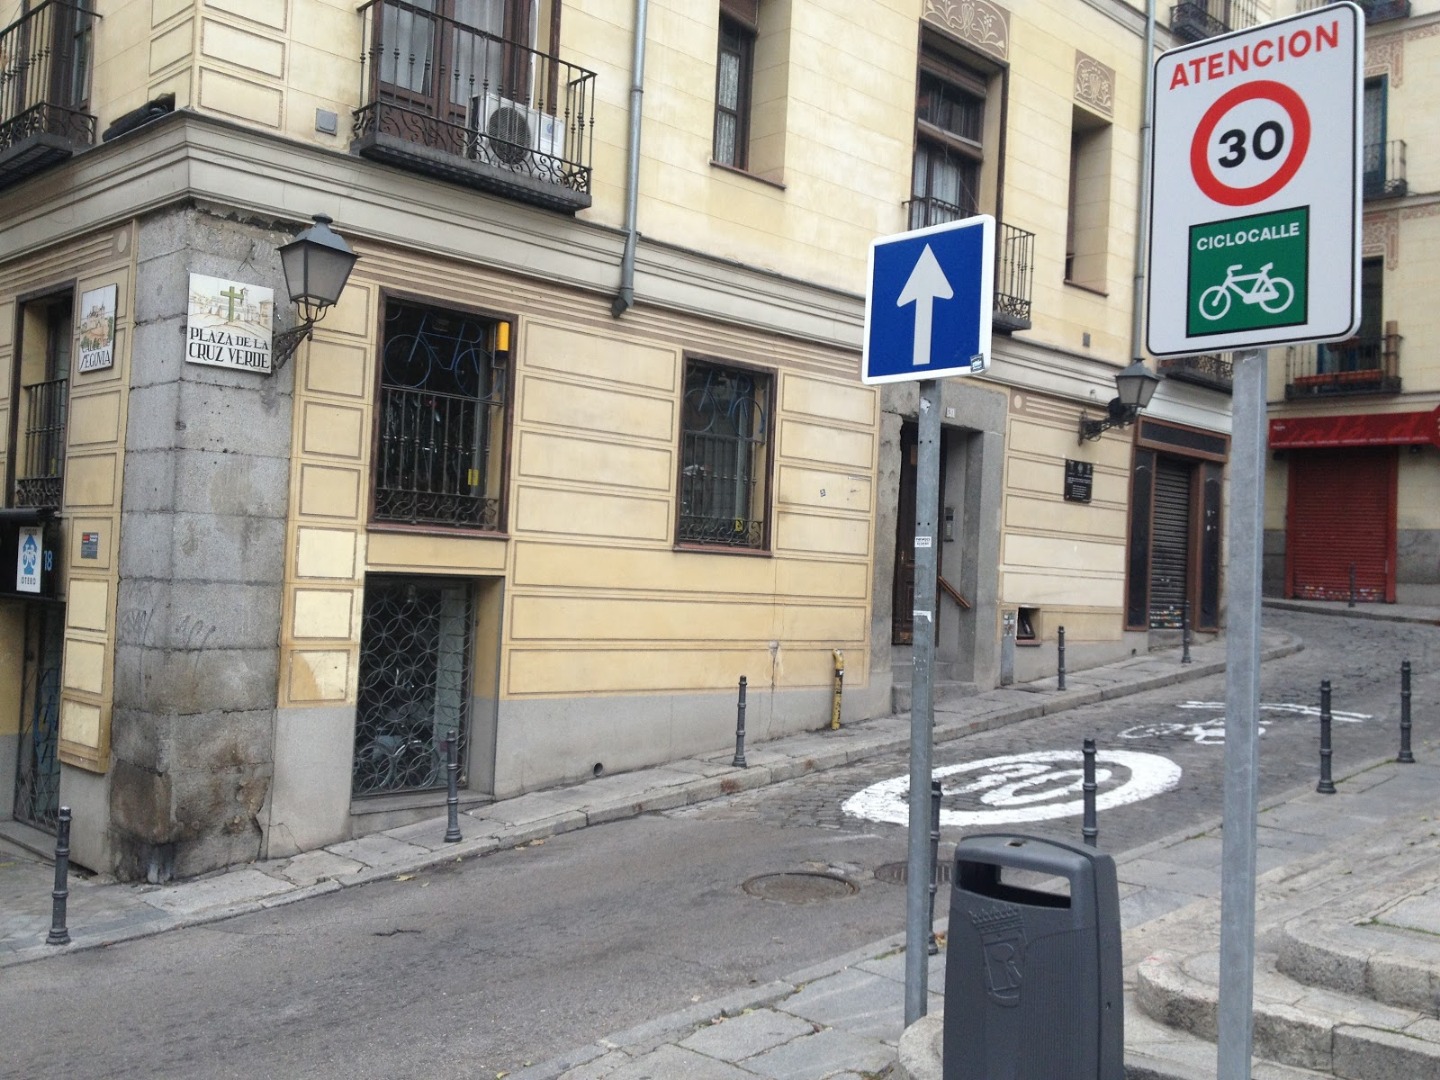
841, 750, 1182, 827
1198, 262, 1295, 321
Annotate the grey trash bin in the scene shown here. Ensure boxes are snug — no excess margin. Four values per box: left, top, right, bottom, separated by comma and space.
943, 833, 1122, 1080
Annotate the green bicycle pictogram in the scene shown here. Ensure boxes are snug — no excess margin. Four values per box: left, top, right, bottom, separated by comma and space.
1197, 262, 1295, 321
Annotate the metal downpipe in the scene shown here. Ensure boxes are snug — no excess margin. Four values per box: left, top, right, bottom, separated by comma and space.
611, 0, 649, 318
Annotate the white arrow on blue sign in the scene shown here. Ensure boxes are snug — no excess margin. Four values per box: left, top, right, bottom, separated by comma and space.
862, 214, 994, 385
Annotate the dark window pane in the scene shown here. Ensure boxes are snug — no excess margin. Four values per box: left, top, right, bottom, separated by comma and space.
679, 361, 769, 549
374, 300, 507, 530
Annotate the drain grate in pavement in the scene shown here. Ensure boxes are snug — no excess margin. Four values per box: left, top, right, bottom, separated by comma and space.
742, 871, 858, 903
874, 861, 953, 885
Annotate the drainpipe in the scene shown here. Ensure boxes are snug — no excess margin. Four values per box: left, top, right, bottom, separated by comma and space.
830, 650, 845, 730
1130, 0, 1157, 363
611, 0, 649, 318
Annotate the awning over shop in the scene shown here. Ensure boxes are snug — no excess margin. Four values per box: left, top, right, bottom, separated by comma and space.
1269, 406, 1440, 450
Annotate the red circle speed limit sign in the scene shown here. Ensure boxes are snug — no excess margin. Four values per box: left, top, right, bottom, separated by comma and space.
1146, 3, 1363, 357
1189, 80, 1311, 207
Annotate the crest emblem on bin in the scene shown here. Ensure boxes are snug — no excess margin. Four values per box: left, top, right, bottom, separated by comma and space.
970, 903, 1026, 1006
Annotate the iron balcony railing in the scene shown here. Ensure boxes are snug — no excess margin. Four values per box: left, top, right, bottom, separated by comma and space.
1170, 0, 1257, 41
353, 0, 595, 212
15, 376, 67, 508
903, 197, 1035, 332
374, 384, 503, 529
1285, 333, 1402, 399
0, 0, 97, 189
1364, 140, 1406, 199
1157, 352, 1234, 392
1298, 0, 1410, 21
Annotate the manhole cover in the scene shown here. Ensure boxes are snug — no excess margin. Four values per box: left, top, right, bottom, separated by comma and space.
874, 861, 953, 885
742, 871, 858, 903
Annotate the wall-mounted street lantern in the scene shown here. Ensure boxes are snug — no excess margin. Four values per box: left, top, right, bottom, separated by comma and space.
272, 214, 359, 372
1078, 359, 1161, 443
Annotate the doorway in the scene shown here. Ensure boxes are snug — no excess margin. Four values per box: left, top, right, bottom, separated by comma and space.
13, 601, 64, 831
892, 422, 951, 645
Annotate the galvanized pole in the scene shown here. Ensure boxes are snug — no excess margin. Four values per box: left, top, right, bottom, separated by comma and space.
47, 806, 72, 946
1398, 660, 1414, 763
1082, 738, 1098, 847
1217, 348, 1266, 1080
905, 379, 941, 1026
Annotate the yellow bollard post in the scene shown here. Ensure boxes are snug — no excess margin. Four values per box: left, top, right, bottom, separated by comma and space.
830, 649, 845, 730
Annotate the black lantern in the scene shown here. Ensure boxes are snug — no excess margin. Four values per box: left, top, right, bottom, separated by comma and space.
272, 214, 358, 370
1079, 359, 1161, 442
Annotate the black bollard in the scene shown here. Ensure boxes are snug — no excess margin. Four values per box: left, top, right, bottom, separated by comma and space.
1082, 738, 1098, 847
1181, 600, 1192, 665
927, 779, 942, 955
1057, 626, 1067, 691
732, 676, 748, 768
1348, 564, 1357, 608
1398, 660, 1415, 764
1317, 679, 1336, 794
47, 806, 72, 946
444, 731, 463, 843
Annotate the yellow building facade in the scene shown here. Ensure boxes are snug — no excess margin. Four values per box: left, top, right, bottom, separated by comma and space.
1, 0, 1245, 878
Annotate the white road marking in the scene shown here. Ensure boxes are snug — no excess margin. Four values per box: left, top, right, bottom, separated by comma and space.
841, 749, 1182, 827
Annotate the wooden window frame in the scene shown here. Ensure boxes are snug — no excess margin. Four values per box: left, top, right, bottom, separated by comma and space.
713, 11, 756, 171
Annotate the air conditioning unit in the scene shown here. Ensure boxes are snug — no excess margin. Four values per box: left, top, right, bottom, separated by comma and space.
468, 92, 565, 171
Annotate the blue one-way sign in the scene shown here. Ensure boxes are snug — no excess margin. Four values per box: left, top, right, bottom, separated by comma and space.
863, 215, 994, 385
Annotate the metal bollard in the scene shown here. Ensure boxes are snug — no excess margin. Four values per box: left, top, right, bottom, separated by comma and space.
732, 676, 748, 768
1399, 660, 1415, 764
444, 731, 463, 843
1057, 626, 1067, 691
1181, 600, 1192, 665
1317, 679, 1337, 794
830, 650, 845, 731
1082, 738, 1098, 847
1348, 564, 1357, 608
927, 779, 942, 955
47, 806, 72, 946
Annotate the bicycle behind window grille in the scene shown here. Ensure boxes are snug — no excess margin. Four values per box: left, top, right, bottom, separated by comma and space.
353, 577, 473, 797
678, 360, 770, 550
374, 300, 507, 530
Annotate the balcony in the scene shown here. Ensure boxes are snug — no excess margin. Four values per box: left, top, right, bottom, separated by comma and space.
352, 0, 595, 213
1285, 332, 1402, 400
14, 377, 67, 508
904, 197, 1034, 333
1298, 0, 1411, 20
1157, 352, 1234, 393
1364, 140, 1406, 200
0, 0, 98, 192
1170, 0, 1257, 42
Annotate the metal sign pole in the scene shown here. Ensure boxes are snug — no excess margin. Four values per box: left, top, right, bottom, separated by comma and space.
1217, 347, 1266, 1078
905, 378, 942, 1027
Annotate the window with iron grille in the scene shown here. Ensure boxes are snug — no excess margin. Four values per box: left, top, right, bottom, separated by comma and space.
678, 358, 771, 551
11, 293, 71, 509
373, 298, 508, 530
908, 41, 988, 230
713, 7, 756, 169
353, 576, 473, 797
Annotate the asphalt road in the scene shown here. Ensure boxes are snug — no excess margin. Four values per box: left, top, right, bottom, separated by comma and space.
1, 609, 1435, 1079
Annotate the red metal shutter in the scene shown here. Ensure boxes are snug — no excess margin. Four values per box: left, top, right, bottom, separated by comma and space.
1286, 448, 1397, 602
